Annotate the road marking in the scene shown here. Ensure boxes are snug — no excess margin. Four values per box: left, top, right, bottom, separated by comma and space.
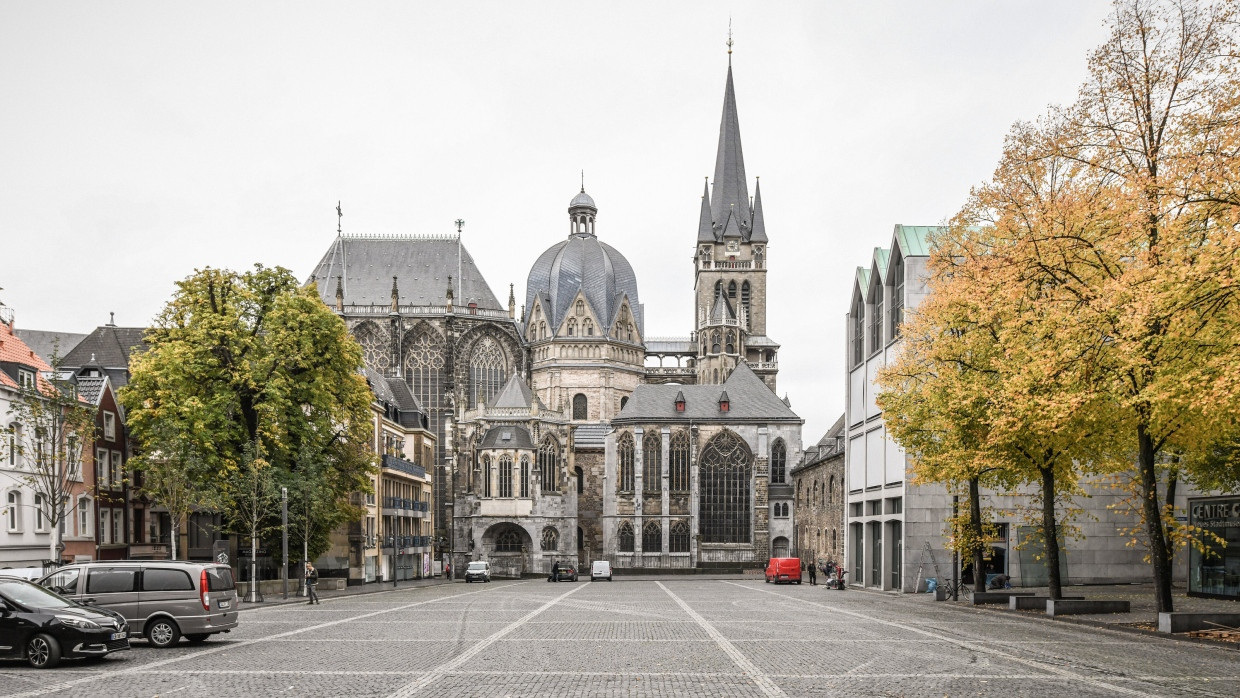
657, 581, 788, 698
386, 582, 587, 697
723, 581, 1147, 696
7, 581, 527, 698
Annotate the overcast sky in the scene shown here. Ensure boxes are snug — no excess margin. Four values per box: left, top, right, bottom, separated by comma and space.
0, 1, 1114, 441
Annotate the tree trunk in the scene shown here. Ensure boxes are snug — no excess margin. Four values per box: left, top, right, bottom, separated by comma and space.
1138, 422, 1174, 613
968, 476, 986, 593
1040, 464, 1063, 600
249, 527, 259, 603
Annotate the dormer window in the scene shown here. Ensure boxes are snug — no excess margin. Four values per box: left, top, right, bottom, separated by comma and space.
718, 391, 730, 412
674, 391, 686, 413
18, 369, 35, 390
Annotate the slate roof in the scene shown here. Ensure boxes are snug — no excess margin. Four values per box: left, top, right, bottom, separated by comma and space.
490, 374, 545, 410
646, 338, 695, 353
746, 335, 780, 348
307, 235, 502, 310
792, 414, 845, 475
365, 368, 426, 428
525, 207, 644, 336
59, 326, 149, 388
12, 330, 87, 365
479, 425, 534, 450
76, 376, 107, 405
573, 424, 609, 449
615, 362, 800, 424
709, 285, 736, 323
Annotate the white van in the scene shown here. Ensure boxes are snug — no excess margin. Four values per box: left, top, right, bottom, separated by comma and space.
590, 560, 612, 582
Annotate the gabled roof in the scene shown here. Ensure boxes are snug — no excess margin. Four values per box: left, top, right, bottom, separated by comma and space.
76, 376, 108, 405
870, 248, 889, 286
12, 329, 87, 365
891, 225, 940, 258
59, 326, 149, 388
491, 373, 545, 410
853, 267, 871, 300
792, 413, 846, 474
308, 235, 502, 310
709, 284, 736, 324
616, 361, 800, 423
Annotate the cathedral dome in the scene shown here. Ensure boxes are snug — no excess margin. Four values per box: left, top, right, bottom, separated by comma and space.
525, 190, 642, 337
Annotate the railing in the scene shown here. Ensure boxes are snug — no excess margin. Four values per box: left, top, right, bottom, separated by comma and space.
612, 553, 693, 569
382, 454, 427, 479
697, 316, 746, 330
341, 304, 513, 320
699, 260, 758, 270
383, 497, 429, 513
698, 547, 756, 563
645, 367, 694, 375
749, 361, 778, 370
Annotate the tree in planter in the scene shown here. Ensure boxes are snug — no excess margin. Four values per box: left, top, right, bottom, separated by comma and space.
226, 442, 279, 602
122, 265, 376, 582
3, 367, 95, 563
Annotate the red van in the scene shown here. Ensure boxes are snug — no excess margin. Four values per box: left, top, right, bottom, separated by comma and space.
764, 558, 803, 584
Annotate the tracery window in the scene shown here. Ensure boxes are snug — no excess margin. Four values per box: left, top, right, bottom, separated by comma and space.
541, 526, 559, 551
576, 300, 585, 316
468, 337, 507, 408
711, 332, 720, 354
498, 454, 513, 497
726, 331, 736, 354
538, 437, 559, 492
642, 431, 661, 494
617, 520, 635, 553
770, 439, 787, 484
572, 393, 587, 420
520, 456, 530, 497
354, 321, 390, 374
495, 529, 522, 553
567, 319, 576, 336
617, 432, 635, 492
699, 430, 752, 544
669, 430, 690, 492
584, 319, 594, 336
404, 331, 444, 466
669, 520, 690, 553
643, 521, 661, 553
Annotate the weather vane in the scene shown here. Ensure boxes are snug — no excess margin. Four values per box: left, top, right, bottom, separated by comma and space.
454, 219, 465, 233
336, 201, 343, 235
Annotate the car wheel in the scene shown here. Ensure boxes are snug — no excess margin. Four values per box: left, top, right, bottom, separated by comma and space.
147, 618, 182, 648
26, 634, 61, 669
186, 634, 211, 644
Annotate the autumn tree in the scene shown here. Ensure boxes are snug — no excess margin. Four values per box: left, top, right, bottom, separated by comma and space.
1036, 0, 1240, 612
122, 265, 376, 571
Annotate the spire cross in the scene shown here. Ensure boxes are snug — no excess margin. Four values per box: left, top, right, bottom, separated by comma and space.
580, 169, 585, 192
727, 18, 733, 65
454, 219, 465, 233
336, 201, 343, 235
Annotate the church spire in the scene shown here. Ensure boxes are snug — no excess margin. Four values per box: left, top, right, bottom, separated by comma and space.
750, 177, 768, 243
697, 178, 714, 242
710, 64, 750, 237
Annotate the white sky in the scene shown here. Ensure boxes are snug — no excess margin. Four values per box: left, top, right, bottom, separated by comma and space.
0, 1, 1114, 441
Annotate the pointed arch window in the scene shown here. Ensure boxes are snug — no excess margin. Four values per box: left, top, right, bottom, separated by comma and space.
890, 253, 905, 339
642, 431, 661, 493
670, 520, 690, 553
572, 393, 588, 420
498, 454, 513, 497
541, 526, 559, 551
404, 331, 444, 468
726, 331, 736, 354
354, 321, 390, 374
851, 293, 865, 366
727, 280, 737, 301
714, 280, 723, 297
575, 465, 584, 494
469, 337, 507, 408
584, 319, 594, 336
699, 430, 752, 544
567, 318, 576, 336
576, 300, 585, 316
495, 529, 522, 553
617, 520, 635, 553
643, 521, 662, 553
520, 455, 531, 497
483, 456, 493, 498
711, 332, 721, 354
617, 432, 635, 492
770, 439, 787, 484
669, 430, 690, 492
538, 438, 559, 492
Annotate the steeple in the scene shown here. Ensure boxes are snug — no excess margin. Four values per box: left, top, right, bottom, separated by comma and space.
697, 178, 714, 242
750, 177, 768, 243
710, 65, 750, 238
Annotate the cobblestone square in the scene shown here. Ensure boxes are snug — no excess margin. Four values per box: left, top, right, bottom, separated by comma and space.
1, 579, 1237, 697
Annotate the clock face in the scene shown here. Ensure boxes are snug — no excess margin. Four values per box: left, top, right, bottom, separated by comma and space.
726, 240, 739, 253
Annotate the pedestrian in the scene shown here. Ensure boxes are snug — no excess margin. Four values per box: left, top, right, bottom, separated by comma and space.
445, 561, 452, 580
305, 562, 320, 605
550, 559, 560, 582
807, 561, 817, 586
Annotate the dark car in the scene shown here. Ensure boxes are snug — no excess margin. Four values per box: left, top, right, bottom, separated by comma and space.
0, 577, 130, 668
548, 562, 578, 582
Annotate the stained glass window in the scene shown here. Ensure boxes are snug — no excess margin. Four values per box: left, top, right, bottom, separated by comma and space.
670, 520, 690, 553
618, 520, 634, 553
699, 430, 752, 544
643, 431, 661, 494
469, 337, 506, 408
771, 439, 787, 484
618, 432, 634, 492
539, 437, 559, 492
670, 431, 690, 492
643, 521, 661, 553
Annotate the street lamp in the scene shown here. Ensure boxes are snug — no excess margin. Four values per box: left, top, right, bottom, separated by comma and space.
281, 487, 289, 600
387, 535, 398, 588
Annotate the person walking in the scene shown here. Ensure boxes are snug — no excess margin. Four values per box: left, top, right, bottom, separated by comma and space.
445, 561, 452, 581
305, 562, 320, 605
807, 560, 817, 585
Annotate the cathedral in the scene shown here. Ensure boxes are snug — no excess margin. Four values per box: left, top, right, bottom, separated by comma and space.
308, 57, 803, 575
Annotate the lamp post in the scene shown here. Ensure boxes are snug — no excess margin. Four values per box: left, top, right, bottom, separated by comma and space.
388, 535, 398, 588
281, 487, 289, 600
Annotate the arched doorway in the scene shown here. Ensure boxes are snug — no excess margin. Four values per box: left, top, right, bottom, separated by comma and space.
481, 522, 533, 578
772, 536, 790, 558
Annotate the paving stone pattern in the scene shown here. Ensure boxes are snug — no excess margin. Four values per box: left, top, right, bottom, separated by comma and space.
1, 579, 1237, 697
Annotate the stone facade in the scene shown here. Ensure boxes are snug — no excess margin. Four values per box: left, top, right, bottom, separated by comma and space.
790, 417, 845, 568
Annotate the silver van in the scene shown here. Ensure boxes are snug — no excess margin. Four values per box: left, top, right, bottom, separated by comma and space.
39, 561, 238, 648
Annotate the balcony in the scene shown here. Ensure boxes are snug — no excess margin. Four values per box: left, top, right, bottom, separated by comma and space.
382, 454, 427, 479
382, 497, 429, 517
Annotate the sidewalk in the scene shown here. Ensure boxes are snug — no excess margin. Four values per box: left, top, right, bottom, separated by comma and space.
238, 576, 452, 609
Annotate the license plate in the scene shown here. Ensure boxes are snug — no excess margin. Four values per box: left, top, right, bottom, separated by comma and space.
218, 600, 231, 609
109, 632, 126, 641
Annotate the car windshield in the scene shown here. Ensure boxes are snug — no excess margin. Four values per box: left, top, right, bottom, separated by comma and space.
0, 578, 75, 610
467, 563, 487, 571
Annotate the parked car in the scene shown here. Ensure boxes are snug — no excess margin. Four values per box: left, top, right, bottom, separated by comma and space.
463, 561, 491, 583
764, 557, 803, 584
548, 561, 578, 582
0, 577, 130, 668
39, 561, 238, 648
590, 560, 613, 582
0, 568, 46, 582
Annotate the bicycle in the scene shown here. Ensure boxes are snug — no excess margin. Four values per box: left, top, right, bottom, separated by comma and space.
936, 578, 972, 600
